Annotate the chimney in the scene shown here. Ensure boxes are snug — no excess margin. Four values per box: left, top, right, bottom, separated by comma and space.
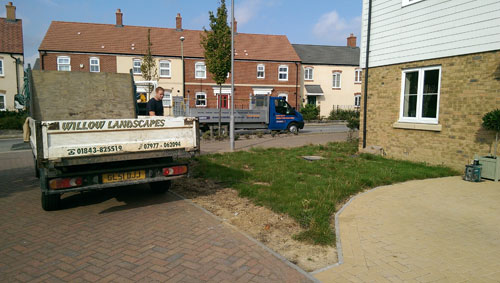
6, 2, 16, 21
115, 9, 123, 27
176, 13, 182, 31
347, 33, 357, 48
232, 19, 237, 34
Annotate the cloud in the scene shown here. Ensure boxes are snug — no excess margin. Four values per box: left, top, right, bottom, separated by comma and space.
313, 10, 361, 44
234, 0, 280, 26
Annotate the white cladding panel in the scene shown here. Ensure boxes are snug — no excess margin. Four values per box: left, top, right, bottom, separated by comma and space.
360, 0, 500, 68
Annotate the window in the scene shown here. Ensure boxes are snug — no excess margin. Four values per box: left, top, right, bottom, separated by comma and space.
257, 64, 265, 78
57, 56, 71, 71
278, 65, 288, 81
278, 93, 288, 102
402, 0, 424, 7
195, 62, 206, 79
0, 59, 3, 76
333, 72, 341, 88
196, 92, 207, 107
304, 67, 313, 80
355, 69, 362, 83
89, 57, 100, 72
0, 94, 5, 110
162, 91, 172, 107
274, 98, 294, 115
355, 94, 361, 107
159, 60, 171, 77
400, 66, 441, 124
133, 59, 142, 75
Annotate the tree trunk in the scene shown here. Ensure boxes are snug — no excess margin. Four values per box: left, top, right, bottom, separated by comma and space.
495, 132, 498, 157
218, 84, 222, 138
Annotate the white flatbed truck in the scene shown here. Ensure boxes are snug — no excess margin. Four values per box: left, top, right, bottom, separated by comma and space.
27, 70, 199, 211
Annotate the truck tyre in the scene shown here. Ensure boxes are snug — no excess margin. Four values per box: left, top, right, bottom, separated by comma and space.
41, 192, 60, 211
34, 160, 40, 179
288, 123, 299, 135
149, 180, 171, 194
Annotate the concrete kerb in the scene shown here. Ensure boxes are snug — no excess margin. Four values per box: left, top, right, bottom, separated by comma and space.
310, 185, 386, 275
169, 190, 320, 283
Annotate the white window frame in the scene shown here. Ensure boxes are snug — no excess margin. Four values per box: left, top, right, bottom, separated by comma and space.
162, 90, 172, 107
0, 94, 5, 111
278, 65, 288, 81
159, 60, 171, 78
133, 59, 142, 75
0, 59, 4, 76
398, 66, 441, 124
195, 62, 206, 79
57, 56, 71, 71
195, 92, 207, 107
304, 67, 313, 80
355, 69, 362, 83
402, 0, 424, 7
332, 72, 341, 89
89, 57, 100, 73
354, 94, 361, 107
278, 93, 288, 102
257, 64, 265, 79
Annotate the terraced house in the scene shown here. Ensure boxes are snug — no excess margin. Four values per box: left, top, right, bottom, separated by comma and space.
293, 34, 361, 118
38, 10, 301, 115
359, 0, 500, 170
0, 2, 24, 111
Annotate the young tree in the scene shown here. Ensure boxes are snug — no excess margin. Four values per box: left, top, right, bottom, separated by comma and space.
141, 29, 159, 94
201, 0, 231, 137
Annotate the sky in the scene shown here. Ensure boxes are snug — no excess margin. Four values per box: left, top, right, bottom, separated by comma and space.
1, 0, 362, 67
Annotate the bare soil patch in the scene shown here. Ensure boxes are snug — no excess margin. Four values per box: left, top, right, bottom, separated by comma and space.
171, 177, 337, 272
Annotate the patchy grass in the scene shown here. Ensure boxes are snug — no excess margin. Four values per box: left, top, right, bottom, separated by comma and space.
192, 141, 459, 245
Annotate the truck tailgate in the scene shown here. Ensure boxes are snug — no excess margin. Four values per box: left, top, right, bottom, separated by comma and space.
32, 117, 198, 161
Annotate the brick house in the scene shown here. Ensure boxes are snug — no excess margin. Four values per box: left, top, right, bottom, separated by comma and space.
359, 0, 500, 170
38, 10, 301, 114
293, 35, 361, 118
0, 2, 24, 111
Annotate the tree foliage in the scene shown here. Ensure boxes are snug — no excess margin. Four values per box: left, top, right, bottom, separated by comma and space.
200, 0, 231, 86
141, 29, 159, 93
482, 109, 500, 132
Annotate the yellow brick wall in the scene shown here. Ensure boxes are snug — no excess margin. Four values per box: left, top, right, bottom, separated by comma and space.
359, 50, 500, 170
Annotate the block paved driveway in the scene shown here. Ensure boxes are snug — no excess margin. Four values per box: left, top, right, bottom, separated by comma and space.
314, 177, 500, 282
0, 151, 313, 282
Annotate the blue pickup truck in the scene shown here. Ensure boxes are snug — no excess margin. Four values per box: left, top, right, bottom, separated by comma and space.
186, 96, 304, 134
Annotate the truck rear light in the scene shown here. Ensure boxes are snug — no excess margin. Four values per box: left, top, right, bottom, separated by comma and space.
49, 177, 83, 190
162, 165, 188, 176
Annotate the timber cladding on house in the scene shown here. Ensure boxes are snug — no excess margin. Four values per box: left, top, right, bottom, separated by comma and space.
359, 51, 500, 170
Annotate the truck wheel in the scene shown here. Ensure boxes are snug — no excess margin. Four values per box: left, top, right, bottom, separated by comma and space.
41, 192, 60, 211
34, 160, 40, 179
149, 181, 171, 194
288, 123, 299, 135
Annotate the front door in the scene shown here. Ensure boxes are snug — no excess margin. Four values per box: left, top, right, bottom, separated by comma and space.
307, 96, 317, 106
220, 94, 229, 109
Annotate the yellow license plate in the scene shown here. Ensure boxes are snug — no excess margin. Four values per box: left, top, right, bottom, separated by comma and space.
102, 170, 146, 184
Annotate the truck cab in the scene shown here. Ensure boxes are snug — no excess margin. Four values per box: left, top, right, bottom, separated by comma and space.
268, 97, 304, 134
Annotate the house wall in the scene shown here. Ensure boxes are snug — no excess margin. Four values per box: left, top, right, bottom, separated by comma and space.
359, 50, 500, 170
184, 58, 301, 109
42, 52, 117, 73
0, 53, 23, 111
360, 0, 500, 68
301, 64, 361, 117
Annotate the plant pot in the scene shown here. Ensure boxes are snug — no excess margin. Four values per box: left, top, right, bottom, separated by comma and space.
475, 155, 500, 182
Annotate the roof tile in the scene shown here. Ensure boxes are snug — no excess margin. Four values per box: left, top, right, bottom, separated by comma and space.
39, 21, 301, 62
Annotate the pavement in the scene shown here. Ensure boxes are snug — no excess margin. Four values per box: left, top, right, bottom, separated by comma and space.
314, 177, 500, 282
0, 133, 338, 282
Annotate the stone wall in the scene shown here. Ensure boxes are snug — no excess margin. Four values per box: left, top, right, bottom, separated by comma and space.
359, 50, 500, 170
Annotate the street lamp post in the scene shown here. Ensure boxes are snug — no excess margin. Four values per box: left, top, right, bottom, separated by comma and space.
180, 36, 185, 99
230, 0, 235, 151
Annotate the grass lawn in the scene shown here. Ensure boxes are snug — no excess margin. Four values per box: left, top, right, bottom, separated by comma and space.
193, 141, 459, 245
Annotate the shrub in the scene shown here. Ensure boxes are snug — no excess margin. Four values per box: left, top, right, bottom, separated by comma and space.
300, 104, 319, 121
234, 134, 240, 141
202, 131, 211, 140
0, 110, 28, 130
482, 109, 500, 156
347, 116, 360, 130
328, 109, 359, 121
257, 132, 263, 138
